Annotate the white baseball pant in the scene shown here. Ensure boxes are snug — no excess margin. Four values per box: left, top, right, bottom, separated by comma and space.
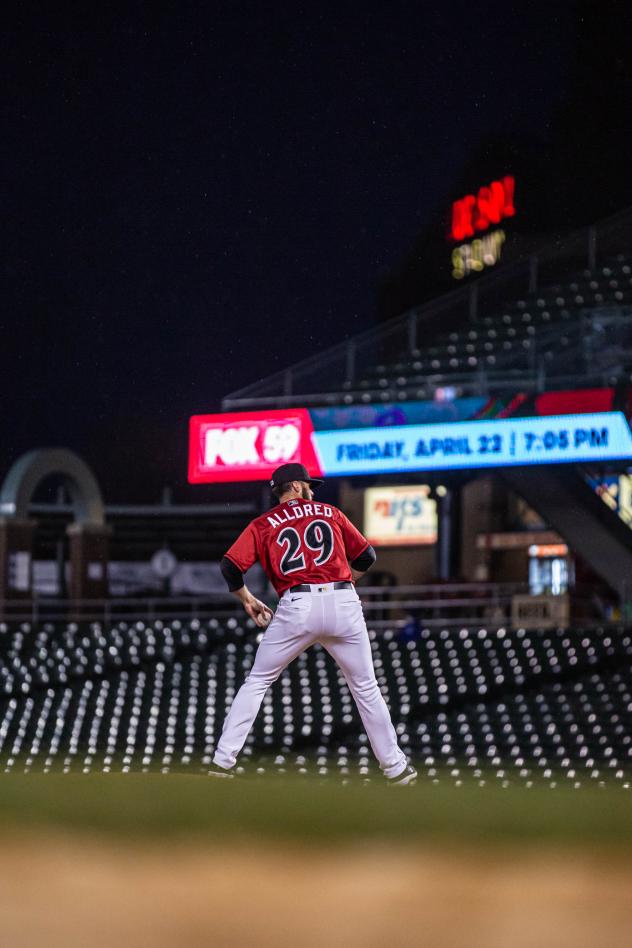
213, 583, 408, 778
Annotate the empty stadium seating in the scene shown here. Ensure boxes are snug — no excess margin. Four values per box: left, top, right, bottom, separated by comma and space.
332, 255, 632, 404
0, 618, 630, 787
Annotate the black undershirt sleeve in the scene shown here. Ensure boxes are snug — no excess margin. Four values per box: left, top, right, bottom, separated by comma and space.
221, 555, 245, 592
350, 544, 376, 573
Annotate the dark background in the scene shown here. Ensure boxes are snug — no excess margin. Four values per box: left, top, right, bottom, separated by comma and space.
3, 1, 631, 501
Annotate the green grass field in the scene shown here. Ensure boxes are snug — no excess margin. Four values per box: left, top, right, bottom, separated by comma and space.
0, 772, 630, 847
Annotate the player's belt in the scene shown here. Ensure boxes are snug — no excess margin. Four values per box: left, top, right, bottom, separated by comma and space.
289, 581, 353, 592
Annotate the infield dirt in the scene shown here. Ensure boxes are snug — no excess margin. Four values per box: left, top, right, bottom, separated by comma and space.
2, 832, 632, 948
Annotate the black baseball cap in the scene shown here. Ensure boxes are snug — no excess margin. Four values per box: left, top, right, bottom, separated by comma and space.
270, 462, 324, 489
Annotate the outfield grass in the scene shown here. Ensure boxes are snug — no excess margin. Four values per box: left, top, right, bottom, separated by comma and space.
0, 772, 630, 846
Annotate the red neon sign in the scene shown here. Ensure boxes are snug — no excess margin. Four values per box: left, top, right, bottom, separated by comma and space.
188, 409, 323, 484
450, 175, 515, 242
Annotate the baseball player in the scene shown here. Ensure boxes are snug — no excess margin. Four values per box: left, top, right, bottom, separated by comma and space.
209, 462, 417, 785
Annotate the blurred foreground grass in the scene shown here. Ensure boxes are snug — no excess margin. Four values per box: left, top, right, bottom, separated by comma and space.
0, 772, 630, 847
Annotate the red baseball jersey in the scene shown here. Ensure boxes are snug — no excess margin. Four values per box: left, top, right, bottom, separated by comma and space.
224, 499, 369, 595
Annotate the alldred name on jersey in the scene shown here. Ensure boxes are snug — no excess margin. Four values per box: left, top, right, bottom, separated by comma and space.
266, 502, 333, 529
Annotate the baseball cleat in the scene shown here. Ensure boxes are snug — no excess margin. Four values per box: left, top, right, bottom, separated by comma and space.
386, 764, 418, 786
208, 762, 235, 779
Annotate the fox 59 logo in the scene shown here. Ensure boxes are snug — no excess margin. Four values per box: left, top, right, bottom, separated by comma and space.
188, 409, 322, 484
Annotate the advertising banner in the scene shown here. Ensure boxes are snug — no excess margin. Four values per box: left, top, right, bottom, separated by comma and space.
364, 486, 437, 546
189, 390, 632, 483
188, 408, 321, 484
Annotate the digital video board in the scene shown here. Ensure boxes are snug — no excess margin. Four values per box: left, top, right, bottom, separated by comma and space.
314, 413, 632, 475
188, 389, 632, 483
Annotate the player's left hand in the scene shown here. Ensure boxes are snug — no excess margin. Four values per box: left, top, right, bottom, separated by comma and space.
244, 598, 274, 628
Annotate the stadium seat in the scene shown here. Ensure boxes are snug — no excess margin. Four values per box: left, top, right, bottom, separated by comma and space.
0, 619, 630, 788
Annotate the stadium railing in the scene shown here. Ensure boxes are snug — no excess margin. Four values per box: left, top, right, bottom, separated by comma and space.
0, 581, 618, 628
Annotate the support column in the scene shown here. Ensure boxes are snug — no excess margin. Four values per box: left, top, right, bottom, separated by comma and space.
435, 486, 462, 580
66, 523, 111, 600
0, 518, 37, 601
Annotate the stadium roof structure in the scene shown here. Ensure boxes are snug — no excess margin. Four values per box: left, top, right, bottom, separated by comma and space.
223, 206, 632, 411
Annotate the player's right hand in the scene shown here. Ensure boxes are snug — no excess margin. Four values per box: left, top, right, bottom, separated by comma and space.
244, 598, 274, 628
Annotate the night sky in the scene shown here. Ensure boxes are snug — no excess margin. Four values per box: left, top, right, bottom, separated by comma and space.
2, 3, 616, 501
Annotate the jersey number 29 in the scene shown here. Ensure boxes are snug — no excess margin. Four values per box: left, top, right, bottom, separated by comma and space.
276, 520, 334, 574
